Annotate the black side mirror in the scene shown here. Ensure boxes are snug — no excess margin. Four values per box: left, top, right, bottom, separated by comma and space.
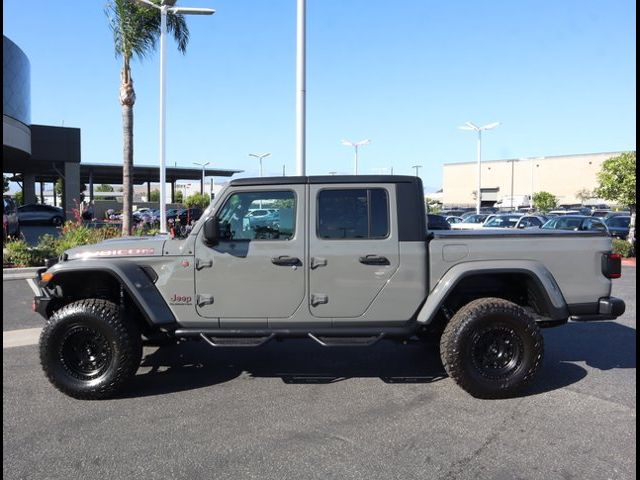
203, 217, 219, 245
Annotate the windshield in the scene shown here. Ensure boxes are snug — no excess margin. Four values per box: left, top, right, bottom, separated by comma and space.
484, 216, 520, 228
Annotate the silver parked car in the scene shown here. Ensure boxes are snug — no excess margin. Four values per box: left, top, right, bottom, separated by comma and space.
18, 203, 65, 226
541, 215, 608, 233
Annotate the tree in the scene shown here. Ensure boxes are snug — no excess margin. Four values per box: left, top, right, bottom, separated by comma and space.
596, 151, 637, 250
149, 189, 160, 202
595, 152, 636, 208
3, 176, 9, 193
14, 191, 23, 206
184, 192, 210, 209
97, 184, 116, 201
175, 190, 184, 204
105, 0, 189, 234
532, 191, 558, 213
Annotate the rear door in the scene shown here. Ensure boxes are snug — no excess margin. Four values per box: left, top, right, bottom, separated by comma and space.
194, 187, 305, 327
308, 184, 399, 319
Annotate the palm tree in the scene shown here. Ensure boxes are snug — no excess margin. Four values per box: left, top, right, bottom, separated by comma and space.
105, 0, 189, 235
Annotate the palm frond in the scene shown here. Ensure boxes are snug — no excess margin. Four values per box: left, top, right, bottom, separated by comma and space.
105, 0, 190, 61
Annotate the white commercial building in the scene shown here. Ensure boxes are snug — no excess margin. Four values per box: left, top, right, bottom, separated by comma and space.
441, 151, 624, 208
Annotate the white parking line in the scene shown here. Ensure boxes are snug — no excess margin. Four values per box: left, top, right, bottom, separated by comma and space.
26, 278, 41, 296
3, 328, 42, 349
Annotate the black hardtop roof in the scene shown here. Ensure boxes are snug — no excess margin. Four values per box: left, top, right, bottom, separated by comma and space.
229, 175, 421, 187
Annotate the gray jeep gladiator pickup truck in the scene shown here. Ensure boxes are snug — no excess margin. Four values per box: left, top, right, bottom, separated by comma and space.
33, 176, 625, 399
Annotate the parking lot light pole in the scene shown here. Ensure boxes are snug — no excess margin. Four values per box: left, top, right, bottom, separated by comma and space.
412, 165, 422, 178
193, 161, 210, 194
458, 121, 500, 214
249, 153, 271, 177
133, 0, 215, 233
341, 139, 371, 175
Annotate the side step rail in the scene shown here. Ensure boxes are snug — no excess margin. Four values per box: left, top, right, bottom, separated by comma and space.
199, 333, 275, 347
307, 332, 385, 347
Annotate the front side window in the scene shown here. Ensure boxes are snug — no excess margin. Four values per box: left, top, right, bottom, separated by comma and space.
317, 188, 389, 240
215, 190, 296, 241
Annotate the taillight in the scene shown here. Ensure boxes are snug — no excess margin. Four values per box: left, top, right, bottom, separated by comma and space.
602, 253, 622, 279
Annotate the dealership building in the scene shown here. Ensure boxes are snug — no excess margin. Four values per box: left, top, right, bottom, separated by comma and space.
441, 151, 624, 208
3, 36, 240, 219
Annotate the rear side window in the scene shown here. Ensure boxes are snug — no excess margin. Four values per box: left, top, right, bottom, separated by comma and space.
318, 188, 389, 240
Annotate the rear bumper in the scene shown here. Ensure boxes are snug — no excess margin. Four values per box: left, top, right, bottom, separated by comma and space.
570, 297, 626, 322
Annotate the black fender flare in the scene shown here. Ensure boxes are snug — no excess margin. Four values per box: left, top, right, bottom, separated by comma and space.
43, 259, 176, 328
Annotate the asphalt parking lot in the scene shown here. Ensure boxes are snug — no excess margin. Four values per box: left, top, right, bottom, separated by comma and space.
2, 268, 636, 480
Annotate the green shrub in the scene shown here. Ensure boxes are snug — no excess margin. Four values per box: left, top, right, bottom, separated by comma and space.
185, 192, 211, 209
612, 238, 634, 258
3, 239, 50, 267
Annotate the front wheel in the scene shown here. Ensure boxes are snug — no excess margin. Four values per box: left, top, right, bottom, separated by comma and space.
440, 297, 543, 399
39, 299, 142, 400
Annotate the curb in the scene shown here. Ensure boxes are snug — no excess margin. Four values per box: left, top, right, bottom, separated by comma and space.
621, 258, 636, 267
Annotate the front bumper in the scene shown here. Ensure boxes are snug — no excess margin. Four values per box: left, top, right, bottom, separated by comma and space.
570, 297, 626, 322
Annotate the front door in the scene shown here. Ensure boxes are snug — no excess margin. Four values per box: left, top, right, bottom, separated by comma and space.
308, 185, 399, 319
194, 187, 305, 327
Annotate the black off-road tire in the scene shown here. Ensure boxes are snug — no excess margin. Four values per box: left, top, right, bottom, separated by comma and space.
440, 297, 544, 399
39, 299, 142, 400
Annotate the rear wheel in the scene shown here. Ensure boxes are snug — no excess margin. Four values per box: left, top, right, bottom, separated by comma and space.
39, 299, 142, 400
440, 297, 543, 399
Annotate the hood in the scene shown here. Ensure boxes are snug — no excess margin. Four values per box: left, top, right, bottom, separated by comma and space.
64, 235, 169, 260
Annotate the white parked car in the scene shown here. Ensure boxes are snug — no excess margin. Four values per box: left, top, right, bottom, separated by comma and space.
450, 213, 491, 230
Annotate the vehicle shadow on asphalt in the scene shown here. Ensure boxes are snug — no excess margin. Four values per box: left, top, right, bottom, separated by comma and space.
122, 339, 447, 398
523, 321, 636, 397
122, 321, 636, 399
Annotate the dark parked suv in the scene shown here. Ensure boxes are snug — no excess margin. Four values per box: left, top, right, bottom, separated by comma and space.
426, 214, 451, 230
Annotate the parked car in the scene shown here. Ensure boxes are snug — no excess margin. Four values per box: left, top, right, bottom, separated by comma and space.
547, 210, 581, 217
177, 207, 204, 225
426, 214, 451, 230
514, 215, 548, 229
3, 195, 20, 239
605, 216, 631, 239
482, 213, 524, 229
245, 208, 280, 229
17, 203, 64, 226
541, 215, 608, 233
450, 214, 490, 230
590, 210, 612, 218
445, 216, 464, 225
605, 211, 631, 219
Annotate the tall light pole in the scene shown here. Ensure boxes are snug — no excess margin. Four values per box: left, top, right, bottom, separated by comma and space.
296, 0, 306, 176
458, 121, 500, 214
412, 165, 422, 177
249, 153, 271, 177
133, 0, 215, 233
341, 139, 371, 175
193, 161, 210, 194
507, 159, 519, 211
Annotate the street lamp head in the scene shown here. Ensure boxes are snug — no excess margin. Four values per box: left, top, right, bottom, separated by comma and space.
341, 139, 371, 147
480, 121, 500, 131
169, 6, 215, 15
249, 153, 271, 160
